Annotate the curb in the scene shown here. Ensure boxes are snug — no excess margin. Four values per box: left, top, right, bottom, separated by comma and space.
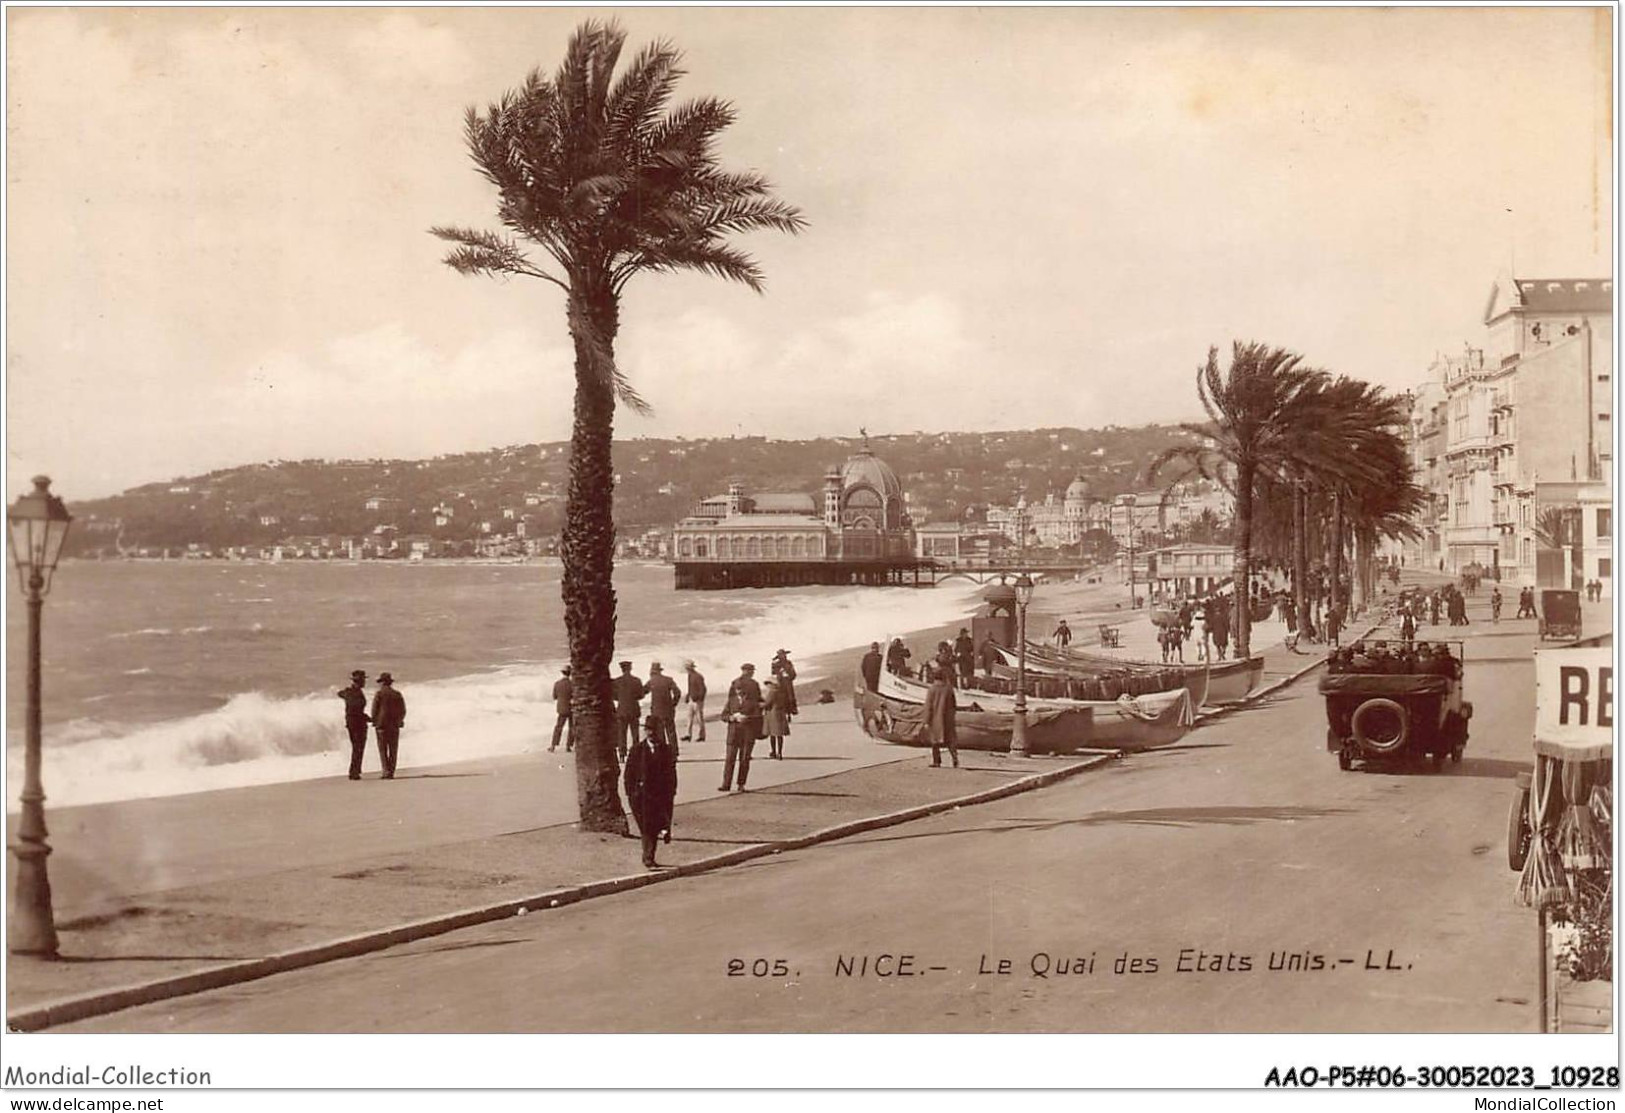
8, 751, 1115, 1032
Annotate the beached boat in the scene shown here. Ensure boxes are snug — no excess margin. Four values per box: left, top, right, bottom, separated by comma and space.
990, 642, 1211, 707
853, 683, 1194, 754
997, 642, 1263, 706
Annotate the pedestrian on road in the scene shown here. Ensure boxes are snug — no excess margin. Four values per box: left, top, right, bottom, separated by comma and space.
1052, 618, 1072, 647
612, 661, 645, 762
370, 672, 406, 779
337, 670, 371, 780
681, 660, 708, 744
764, 676, 792, 759
1491, 589, 1503, 624
1208, 598, 1231, 661
953, 627, 976, 684
925, 664, 959, 768
977, 633, 1001, 676
624, 715, 677, 870
549, 666, 573, 752
1190, 607, 1209, 662
860, 642, 883, 693
886, 638, 911, 677
771, 649, 798, 718
1399, 608, 1416, 647
719, 663, 763, 792
645, 662, 682, 758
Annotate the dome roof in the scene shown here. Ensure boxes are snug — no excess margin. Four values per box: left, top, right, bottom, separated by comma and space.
1065, 476, 1091, 501
840, 449, 902, 501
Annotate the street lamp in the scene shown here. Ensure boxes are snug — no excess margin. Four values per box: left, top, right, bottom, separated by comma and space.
8, 476, 72, 956
1125, 494, 1138, 607
1011, 572, 1034, 758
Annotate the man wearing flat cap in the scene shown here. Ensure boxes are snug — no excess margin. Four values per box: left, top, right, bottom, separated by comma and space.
719, 663, 763, 792
549, 666, 573, 753
370, 672, 406, 779
337, 670, 371, 780
611, 660, 645, 762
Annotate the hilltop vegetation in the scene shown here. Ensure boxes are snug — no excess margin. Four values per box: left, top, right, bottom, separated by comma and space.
62, 424, 1199, 556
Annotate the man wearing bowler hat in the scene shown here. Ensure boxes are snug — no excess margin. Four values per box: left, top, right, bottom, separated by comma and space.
370, 672, 407, 779
337, 670, 371, 780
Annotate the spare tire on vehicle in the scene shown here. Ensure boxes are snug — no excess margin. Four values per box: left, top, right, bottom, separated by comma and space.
1350, 697, 1409, 754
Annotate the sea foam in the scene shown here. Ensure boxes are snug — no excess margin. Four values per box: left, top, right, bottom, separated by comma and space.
13, 579, 986, 809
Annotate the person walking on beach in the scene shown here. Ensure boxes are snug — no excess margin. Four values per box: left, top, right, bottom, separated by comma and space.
549, 666, 573, 752
681, 660, 708, 744
612, 661, 645, 762
624, 715, 677, 870
338, 670, 371, 780
370, 673, 406, 779
645, 662, 682, 757
953, 628, 976, 684
860, 642, 883, 693
763, 677, 791, 759
885, 638, 911, 677
925, 664, 959, 769
719, 663, 763, 792
1052, 618, 1072, 648
772, 649, 798, 718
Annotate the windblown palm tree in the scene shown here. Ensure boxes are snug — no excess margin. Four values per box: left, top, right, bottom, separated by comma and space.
1148, 342, 1324, 658
433, 22, 805, 831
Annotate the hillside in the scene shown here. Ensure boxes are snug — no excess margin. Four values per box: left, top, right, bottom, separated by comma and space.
61, 424, 1200, 556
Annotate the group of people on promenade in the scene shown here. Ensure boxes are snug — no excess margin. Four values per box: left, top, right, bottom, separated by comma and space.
870, 628, 1004, 690
1157, 596, 1236, 661
546, 650, 799, 867
336, 671, 407, 780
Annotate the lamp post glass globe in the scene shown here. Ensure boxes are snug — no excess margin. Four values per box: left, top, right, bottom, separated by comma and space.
8, 475, 71, 957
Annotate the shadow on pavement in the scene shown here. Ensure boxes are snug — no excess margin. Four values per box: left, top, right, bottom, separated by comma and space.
845, 804, 1353, 845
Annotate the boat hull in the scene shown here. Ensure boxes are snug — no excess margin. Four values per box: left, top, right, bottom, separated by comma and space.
1039, 644, 1264, 706
853, 685, 1194, 754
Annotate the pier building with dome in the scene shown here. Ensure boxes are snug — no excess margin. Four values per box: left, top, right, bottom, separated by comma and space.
671, 447, 920, 588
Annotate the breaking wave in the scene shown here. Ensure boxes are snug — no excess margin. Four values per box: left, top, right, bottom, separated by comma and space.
14, 580, 986, 809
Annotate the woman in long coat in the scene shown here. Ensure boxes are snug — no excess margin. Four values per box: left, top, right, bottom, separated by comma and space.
625, 716, 678, 869
924, 665, 959, 768
763, 678, 792, 760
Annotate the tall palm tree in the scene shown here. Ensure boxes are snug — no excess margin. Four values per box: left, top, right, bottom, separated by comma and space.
1148, 342, 1324, 658
433, 23, 805, 831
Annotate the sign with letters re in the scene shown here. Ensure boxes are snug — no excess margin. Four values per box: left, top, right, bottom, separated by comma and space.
1533, 648, 1615, 757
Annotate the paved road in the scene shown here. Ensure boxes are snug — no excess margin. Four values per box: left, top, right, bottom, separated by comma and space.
70, 602, 1550, 1033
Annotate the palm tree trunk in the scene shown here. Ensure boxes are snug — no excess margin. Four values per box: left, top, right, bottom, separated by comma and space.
1232, 459, 1255, 658
562, 282, 629, 834
1330, 492, 1344, 616
1293, 478, 1310, 634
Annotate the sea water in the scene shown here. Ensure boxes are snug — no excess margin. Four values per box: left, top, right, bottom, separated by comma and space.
4, 561, 982, 808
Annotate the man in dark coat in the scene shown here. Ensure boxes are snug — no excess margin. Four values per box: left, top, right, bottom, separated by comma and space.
977, 634, 1001, 676
611, 661, 645, 762
370, 672, 406, 779
337, 670, 371, 780
925, 664, 959, 768
719, 663, 763, 792
624, 715, 677, 869
860, 642, 884, 693
549, 665, 572, 752
645, 662, 682, 757
1207, 599, 1231, 661
934, 641, 957, 688
1052, 619, 1073, 647
681, 660, 708, 744
953, 628, 976, 684
885, 638, 911, 676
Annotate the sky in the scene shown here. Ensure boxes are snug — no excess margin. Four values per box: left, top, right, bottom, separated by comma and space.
5, 6, 1614, 499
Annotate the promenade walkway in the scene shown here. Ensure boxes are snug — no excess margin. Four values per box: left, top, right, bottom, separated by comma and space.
11, 569, 1564, 1029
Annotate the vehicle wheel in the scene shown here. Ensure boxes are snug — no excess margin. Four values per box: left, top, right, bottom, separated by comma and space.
1507, 785, 1531, 871
1337, 746, 1352, 771
1350, 698, 1408, 755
